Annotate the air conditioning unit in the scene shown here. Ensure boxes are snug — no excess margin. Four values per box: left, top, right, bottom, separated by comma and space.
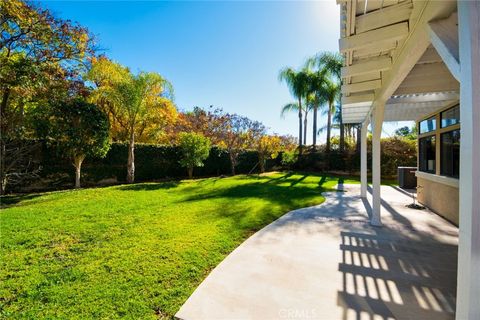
397, 167, 417, 189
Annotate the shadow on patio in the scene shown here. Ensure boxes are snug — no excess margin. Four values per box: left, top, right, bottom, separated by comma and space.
337, 229, 457, 320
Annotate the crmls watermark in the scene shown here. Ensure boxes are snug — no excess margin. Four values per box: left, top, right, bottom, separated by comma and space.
278, 308, 318, 319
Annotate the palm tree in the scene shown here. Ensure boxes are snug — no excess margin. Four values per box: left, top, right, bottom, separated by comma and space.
306, 52, 343, 150
309, 52, 343, 80
323, 78, 340, 153
88, 58, 175, 183
281, 102, 305, 144
304, 70, 328, 146
279, 67, 309, 148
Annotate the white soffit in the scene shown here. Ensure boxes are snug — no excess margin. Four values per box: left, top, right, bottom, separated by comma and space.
342, 91, 459, 124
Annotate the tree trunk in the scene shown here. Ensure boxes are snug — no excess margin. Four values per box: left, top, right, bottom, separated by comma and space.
313, 106, 318, 146
127, 131, 135, 183
326, 102, 332, 153
73, 155, 85, 189
356, 126, 361, 153
0, 139, 6, 195
230, 153, 236, 175
303, 112, 307, 146
259, 155, 265, 173
1, 88, 10, 120
298, 97, 303, 148
188, 166, 193, 179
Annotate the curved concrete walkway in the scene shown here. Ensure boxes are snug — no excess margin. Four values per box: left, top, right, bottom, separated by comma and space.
176, 185, 458, 320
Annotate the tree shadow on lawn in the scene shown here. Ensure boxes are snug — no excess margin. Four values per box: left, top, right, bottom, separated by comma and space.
178, 175, 340, 209
0, 193, 44, 207
118, 180, 181, 191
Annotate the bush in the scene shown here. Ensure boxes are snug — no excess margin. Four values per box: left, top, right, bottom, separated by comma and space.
178, 133, 211, 178
281, 150, 298, 168
294, 137, 416, 178
7, 142, 277, 193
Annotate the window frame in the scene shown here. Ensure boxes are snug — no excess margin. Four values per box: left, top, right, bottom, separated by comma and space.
440, 104, 460, 129
418, 116, 437, 135
417, 101, 460, 179
418, 134, 437, 174
440, 129, 460, 179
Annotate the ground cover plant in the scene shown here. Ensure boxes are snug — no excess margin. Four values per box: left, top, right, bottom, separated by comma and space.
0, 172, 359, 319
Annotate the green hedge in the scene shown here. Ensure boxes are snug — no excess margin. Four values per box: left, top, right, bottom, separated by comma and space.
20, 142, 279, 192
7, 137, 415, 193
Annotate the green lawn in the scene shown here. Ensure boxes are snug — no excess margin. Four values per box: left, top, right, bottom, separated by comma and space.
0, 172, 359, 319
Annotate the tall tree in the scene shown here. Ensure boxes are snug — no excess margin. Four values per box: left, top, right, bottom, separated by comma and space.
217, 114, 265, 175
87, 57, 176, 183
323, 78, 340, 153
303, 67, 328, 147
278, 68, 309, 149
306, 52, 343, 150
34, 99, 110, 188
0, 0, 95, 194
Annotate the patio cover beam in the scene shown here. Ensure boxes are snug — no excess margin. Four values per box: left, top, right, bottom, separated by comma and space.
339, 22, 409, 53
428, 12, 460, 81
373, 1, 457, 105
341, 56, 391, 78
341, 93, 374, 107
341, 79, 382, 95
355, 1, 413, 34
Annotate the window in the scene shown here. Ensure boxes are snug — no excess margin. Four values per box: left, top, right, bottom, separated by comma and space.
441, 105, 460, 128
419, 116, 436, 134
419, 135, 436, 173
441, 130, 460, 178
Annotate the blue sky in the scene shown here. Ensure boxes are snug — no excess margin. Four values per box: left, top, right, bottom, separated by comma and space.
40, 0, 409, 143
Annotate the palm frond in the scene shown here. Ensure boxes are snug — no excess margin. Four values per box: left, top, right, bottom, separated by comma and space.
280, 102, 300, 118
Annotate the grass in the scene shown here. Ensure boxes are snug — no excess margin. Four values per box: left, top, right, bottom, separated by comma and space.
0, 172, 360, 319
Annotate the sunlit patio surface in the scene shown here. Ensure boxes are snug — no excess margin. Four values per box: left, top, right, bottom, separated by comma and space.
176, 185, 458, 320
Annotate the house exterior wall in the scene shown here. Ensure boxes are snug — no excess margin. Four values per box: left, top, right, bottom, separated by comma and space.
416, 174, 459, 225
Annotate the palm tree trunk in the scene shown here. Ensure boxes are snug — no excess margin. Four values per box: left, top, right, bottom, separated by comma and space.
127, 130, 135, 183
313, 106, 318, 146
340, 121, 345, 152
303, 112, 307, 146
326, 102, 333, 153
298, 98, 303, 148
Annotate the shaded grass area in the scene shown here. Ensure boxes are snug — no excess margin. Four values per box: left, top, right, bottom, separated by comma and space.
0, 172, 358, 319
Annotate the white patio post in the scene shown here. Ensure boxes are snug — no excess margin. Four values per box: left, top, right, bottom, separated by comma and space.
370, 103, 384, 226
456, 1, 480, 319
360, 120, 369, 198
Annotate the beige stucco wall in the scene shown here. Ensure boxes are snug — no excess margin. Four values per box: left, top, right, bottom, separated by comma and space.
417, 177, 459, 225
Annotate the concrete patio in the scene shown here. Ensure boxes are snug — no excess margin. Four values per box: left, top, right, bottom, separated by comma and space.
176, 185, 458, 320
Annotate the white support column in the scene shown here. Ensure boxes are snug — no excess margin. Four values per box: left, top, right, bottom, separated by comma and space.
456, 1, 480, 319
360, 119, 369, 198
370, 103, 384, 227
